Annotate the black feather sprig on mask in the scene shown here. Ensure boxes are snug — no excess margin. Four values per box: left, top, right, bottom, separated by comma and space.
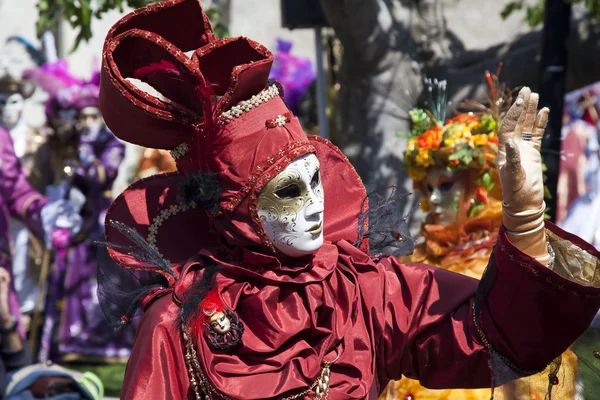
177, 171, 221, 213
355, 187, 417, 258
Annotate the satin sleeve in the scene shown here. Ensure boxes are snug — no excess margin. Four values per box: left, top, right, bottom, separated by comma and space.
375, 254, 489, 389
121, 294, 191, 400
375, 222, 600, 390
0, 128, 47, 238
476, 222, 600, 373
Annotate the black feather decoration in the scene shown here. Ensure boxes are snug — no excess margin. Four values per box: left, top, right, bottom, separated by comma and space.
179, 263, 222, 327
177, 171, 221, 212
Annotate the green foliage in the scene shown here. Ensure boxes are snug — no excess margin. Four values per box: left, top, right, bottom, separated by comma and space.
409, 108, 435, 137
471, 114, 496, 134
469, 203, 485, 217
65, 363, 126, 397
473, 146, 487, 167
542, 161, 552, 219
500, 1, 524, 19
501, 0, 600, 27
448, 145, 473, 166
205, 7, 230, 39
476, 171, 496, 192
37, 0, 154, 52
36, 0, 230, 52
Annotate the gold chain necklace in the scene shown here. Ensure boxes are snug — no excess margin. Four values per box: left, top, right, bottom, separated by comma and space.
182, 326, 338, 400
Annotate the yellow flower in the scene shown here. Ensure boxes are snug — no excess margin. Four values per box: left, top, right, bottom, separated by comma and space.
446, 123, 467, 140
407, 138, 417, 152
472, 134, 489, 146
443, 138, 455, 147
415, 148, 432, 168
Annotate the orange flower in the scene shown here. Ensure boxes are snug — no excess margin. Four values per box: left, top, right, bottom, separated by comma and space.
475, 187, 488, 204
488, 137, 498, 145
417, 126, 443, 149
446, 114, 479, 125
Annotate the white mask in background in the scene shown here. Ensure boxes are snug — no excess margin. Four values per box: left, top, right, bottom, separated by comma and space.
77, 106, 105, 141
423, 169, 464, 226
258, 153, 325, 257
0, 92, 24, 129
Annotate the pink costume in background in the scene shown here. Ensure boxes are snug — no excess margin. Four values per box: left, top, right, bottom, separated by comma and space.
0, 127, 47, 335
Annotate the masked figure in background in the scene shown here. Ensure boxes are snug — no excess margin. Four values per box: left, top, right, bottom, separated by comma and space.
0, 120, 81, 339
556, 89, 599, 223
560, 130, 600, 249
381, 74, 578, 400
98, 2, 600, 399
0, 73, 51, 324
24, 61, 128, 362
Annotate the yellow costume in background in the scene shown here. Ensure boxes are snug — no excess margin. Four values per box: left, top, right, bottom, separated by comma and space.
381, 72, 577, 400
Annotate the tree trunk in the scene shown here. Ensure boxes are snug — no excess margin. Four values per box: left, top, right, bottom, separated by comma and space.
320, 0, 600, 234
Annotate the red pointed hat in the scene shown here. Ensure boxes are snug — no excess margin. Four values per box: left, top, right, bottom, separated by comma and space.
101, 0, 368, 266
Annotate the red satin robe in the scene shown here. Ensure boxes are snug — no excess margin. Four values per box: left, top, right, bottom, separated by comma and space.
120, 223, 600, 400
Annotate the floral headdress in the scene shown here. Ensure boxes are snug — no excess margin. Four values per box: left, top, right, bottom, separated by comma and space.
404, 67, 512, 217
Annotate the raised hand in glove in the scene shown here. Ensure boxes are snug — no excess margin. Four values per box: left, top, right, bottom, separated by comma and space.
498, 87, 551, 265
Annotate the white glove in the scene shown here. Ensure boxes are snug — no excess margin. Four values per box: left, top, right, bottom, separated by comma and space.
41, 186, 85, 248
498, 87, 551, 264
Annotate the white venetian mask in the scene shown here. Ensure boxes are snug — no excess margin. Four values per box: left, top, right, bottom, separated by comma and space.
0, 92, 24, 129
423, 169, 464, 226
258, 153, 325, 257
209, 311, 231, 334
77, 106, 105, 140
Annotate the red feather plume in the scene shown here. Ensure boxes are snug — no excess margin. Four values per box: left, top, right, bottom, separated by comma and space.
133, 59, 181, 79
191, 288, 224, 337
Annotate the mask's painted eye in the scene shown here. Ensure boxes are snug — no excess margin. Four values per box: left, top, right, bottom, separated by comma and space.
427, 184, 434, 193
439, 182, 455, 192
275, 184, 301, 199
311, 170, 321, 189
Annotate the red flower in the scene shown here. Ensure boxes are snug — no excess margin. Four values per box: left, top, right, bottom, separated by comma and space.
446, 114, 479, 125
475, 187, 488, 204
417, 126, 443, 149
488, 137, 498, 145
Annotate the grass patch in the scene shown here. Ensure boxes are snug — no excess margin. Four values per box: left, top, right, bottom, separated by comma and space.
63, 363, 126, 397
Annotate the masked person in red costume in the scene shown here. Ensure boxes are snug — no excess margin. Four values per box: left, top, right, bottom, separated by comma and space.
97, 1, 600, 399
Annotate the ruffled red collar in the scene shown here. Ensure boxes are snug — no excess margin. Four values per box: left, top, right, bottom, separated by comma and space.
171, 240, 374, 399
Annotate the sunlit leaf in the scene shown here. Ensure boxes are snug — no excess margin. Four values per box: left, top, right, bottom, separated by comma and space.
38, 0, 230, 52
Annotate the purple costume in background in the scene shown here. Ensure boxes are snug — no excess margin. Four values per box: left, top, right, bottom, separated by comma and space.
25, 60, 130, 362
51, 129, 127, 362
269, 38, 315, 114
0, 127, 47, 335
